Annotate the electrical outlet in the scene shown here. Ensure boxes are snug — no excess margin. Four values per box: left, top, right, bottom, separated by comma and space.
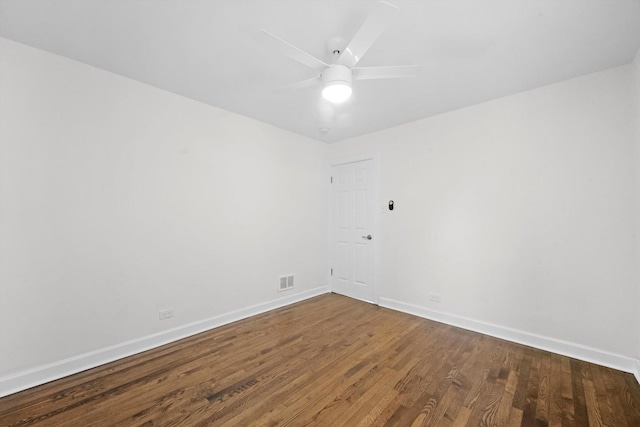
159, 308, 174, 320
428, 293, 442, 303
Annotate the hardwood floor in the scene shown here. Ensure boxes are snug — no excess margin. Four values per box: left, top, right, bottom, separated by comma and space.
1, 293, 639, 426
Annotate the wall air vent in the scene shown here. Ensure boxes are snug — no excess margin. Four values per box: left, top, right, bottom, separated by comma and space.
279, 275, 295, 292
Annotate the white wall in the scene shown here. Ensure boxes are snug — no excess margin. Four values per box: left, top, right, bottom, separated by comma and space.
329, 65, 638, 365
0, 38, 328, 387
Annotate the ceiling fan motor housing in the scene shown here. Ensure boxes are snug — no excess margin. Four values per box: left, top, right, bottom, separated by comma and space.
322, 64, 352, 85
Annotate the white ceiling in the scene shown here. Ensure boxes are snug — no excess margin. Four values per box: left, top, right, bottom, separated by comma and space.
1, 0, 640, 143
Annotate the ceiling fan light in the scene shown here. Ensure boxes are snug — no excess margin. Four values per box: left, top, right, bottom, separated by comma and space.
322, 64, 353, 103
322, 81, 352, 103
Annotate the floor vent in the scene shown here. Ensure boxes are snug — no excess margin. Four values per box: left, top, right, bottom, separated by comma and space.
279, 275, 294, 292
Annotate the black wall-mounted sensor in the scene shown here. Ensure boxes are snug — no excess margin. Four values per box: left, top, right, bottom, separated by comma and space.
389, 200, 394, 211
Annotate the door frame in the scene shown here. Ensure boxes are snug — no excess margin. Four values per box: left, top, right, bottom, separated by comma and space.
327, 153, 380, 304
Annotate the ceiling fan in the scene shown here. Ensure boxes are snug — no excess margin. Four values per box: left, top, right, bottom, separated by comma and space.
258, 1, 421, 103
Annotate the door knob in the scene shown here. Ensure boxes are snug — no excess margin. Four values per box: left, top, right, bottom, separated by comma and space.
361, 235, 372, 240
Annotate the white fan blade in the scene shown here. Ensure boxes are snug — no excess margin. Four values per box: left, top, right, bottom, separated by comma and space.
353, 65, 421, 80
258, 30, 328, 71
276, 76, 322, 93
337, 1, 398, 68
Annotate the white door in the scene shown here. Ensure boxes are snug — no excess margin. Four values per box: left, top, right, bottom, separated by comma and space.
331, 159, 375, 302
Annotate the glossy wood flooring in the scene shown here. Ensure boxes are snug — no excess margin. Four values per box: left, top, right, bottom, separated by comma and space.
1, 293, 639, 426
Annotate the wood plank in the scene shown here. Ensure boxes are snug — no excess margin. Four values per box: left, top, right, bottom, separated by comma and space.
536, 351, 551, 426
547, 353, 574, 427
583, 378, 605, 427
570, 358, 590, 426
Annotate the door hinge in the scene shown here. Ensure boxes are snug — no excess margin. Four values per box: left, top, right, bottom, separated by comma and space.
330, 176, 333, 183
330, 268, 333, 276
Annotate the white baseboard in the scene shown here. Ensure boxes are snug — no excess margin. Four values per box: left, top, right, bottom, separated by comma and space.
0, 286, 329, 398
379, 297, 639, 378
